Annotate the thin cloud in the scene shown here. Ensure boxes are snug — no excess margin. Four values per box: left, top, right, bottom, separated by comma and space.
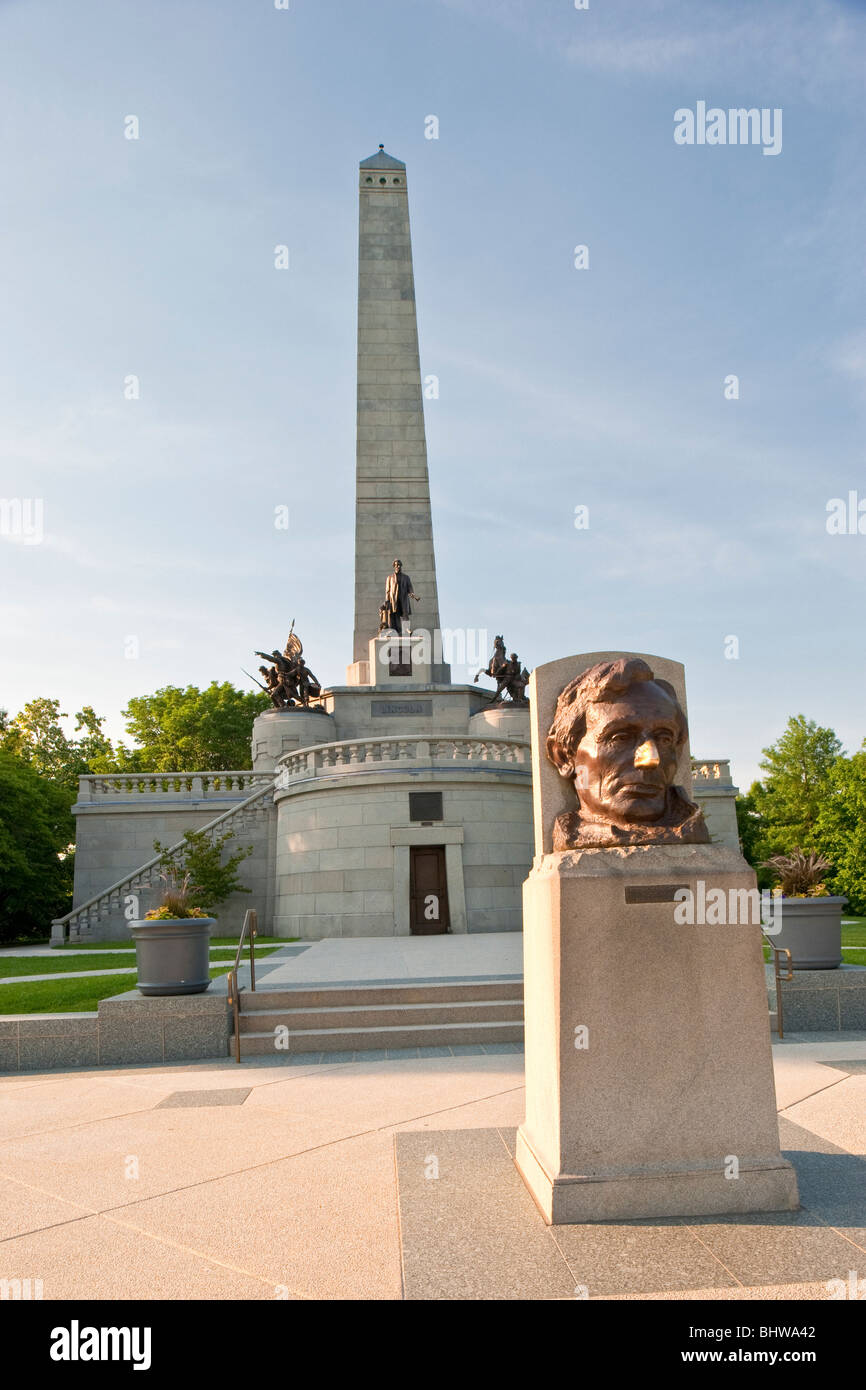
437, 0, 866, 99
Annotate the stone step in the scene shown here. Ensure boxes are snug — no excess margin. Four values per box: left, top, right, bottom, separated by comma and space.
769, 1009, 779, 1034
239, 979, 523, 1011
238, 998, 522, 1033
232, 1018, 525, 1056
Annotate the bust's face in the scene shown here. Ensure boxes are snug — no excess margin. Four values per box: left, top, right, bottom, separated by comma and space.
571, 682, 681, 825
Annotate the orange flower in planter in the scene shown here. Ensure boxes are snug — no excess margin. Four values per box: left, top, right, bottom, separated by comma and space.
144, 905, 210, 920
144, 869, 213, 921
761, 849, 832, 898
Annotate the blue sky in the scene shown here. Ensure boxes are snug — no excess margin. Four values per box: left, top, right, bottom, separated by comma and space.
1, 0, 864, 786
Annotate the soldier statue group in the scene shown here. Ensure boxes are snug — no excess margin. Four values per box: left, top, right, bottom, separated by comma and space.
248, 623, 322, 709
474, 635, 530, 706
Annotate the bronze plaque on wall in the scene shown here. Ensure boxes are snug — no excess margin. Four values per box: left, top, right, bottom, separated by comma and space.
371, 701, 433, 717
409, 792, 443, 822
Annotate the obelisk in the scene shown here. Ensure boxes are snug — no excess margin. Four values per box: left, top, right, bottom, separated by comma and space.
348, 146, 447, 684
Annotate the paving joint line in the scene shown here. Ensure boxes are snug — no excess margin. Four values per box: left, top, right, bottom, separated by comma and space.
99, 1211, 314, 1299
826, 1225, 866, 1256
684, 1227, 746, 1288
499, 1124, 586, 1292
0, 1169, 366, 1299
81, 1083, 528, 1218
0, 1101, 174, 1147
778, 1070, 856, 1112
392, 1135, 407, 1303
0, 1053, 391, 1137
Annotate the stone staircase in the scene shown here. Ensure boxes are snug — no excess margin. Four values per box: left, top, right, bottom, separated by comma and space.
51, 777, 275, 944
230, 975, 780, 1058
231, 979, 524, 1057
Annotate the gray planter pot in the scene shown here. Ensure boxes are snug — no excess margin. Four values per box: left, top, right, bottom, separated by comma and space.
768, 897, 846, 970
130, 918, 215, 996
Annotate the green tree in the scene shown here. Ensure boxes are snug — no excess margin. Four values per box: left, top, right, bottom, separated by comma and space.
751, 715, 842, 853
734, 787, 774, 888
2, 697, 78, 782
72, 705, 119, 773
120, 683, 269, 771
0, 698, 119, 784
0, 751, 75, 942
815, 744, 866, 915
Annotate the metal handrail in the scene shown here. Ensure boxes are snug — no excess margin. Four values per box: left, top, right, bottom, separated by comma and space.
227, 908, 258, 1064
763, 934, 793, 1039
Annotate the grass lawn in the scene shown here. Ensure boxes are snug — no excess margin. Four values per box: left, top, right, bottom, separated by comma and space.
761, 917, 865, 963
843, 915, 866, 963
0, 945, 283, 979
0, 936, 293, 1011
0, 966, 233, 1015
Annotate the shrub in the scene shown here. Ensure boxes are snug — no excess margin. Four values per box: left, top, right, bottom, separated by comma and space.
151, 829, 253, 918
761, 849, 832, 898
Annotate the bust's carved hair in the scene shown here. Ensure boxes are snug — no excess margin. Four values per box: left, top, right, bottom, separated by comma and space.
546, 658, 688, 767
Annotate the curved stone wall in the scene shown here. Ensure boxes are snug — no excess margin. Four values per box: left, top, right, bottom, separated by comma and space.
273, 739, 532, 939
251, 708, 337, 771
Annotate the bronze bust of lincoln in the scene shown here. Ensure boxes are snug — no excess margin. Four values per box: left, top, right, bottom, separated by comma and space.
546, 657, 710, 850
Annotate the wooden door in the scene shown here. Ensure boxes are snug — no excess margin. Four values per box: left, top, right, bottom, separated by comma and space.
409, 846, 449, 935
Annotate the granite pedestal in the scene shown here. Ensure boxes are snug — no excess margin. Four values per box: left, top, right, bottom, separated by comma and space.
516, 844, 800, 1223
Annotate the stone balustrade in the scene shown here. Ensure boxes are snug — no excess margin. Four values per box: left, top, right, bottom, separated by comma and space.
76, 771, 273, 803
275, 735, 530, 788
77, 759, 725, 797
691, 759, 733, 786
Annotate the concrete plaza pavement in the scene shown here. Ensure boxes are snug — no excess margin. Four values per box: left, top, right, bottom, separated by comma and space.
254, 932, 524, 987
0, 1030, 864, 1301
0, 932, 523, 989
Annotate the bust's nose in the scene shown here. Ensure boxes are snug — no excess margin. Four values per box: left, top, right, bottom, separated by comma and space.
633, 739, 660, 768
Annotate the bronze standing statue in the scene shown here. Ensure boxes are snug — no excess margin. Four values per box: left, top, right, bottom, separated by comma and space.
381, 559, 419, 635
